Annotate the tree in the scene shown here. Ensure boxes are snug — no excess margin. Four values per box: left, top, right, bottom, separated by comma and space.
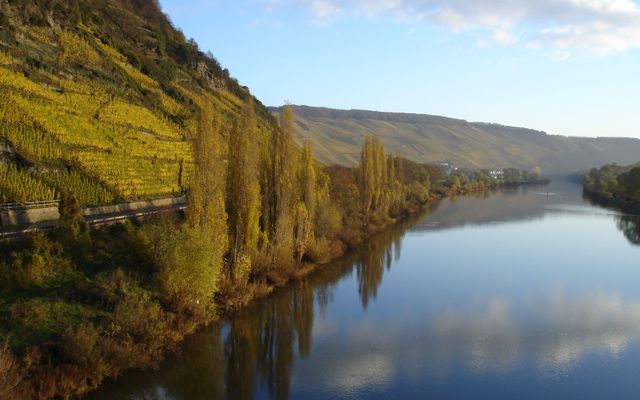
146, 222, 220, 315
503, 168, 520, 183
450, 176, 461, 191
359, 136, 375, 226
187, 101, 228, 281
621, 167, 640, 201
263, 103, 298, 265
228, 99, 261, 272
57, 191, 89, 242
293, 142, 317, 261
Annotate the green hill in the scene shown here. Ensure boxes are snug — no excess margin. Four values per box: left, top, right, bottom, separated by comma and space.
0, 0, 276, 205
270, 105, 640, 174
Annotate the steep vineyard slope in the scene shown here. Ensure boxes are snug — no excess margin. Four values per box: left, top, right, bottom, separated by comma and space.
0, 0, 276, 205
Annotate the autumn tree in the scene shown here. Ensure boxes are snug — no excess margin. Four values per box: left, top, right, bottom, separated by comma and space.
266, 104, 299, 264
293, 142, 317, 261
186, 101, 228, 282
359, 136, 375, 226
358, 136, 397, 226
228, 99, 261, 277
57, 191, 89, 243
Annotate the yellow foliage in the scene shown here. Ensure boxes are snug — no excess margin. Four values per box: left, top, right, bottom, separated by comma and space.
0, 164, 56, 203
0, 51, 13, 67
0, 67, 59, 101
57, 31, 103, 69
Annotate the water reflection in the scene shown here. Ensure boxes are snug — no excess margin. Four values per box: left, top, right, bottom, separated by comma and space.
582, 192, 640, 246
89, 221, 408, 400
411, 182, 575, 232
222, 224, 406, 399
432, 293, 638, 374
617, 215, 640, 245
296, 292, 640, 390
88, 182, 640, 399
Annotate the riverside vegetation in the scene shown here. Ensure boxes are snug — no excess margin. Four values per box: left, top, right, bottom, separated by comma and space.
0, 100, 439, 399
582, 163, 640, 246
583, 163, 640, 207
0, 1, 547, 399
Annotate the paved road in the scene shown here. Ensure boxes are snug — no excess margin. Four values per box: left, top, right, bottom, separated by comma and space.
0, 203, 186, 241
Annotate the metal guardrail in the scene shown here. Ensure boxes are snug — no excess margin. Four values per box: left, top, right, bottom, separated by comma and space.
0, 200, 60, 211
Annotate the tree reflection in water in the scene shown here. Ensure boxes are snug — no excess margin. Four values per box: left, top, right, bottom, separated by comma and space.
88, 219, 411, 400
220, 220, 410, 400
617, 214, 640, 245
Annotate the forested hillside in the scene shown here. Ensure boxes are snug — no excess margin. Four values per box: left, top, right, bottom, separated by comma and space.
271, 105, 640, 174
0, 0, 276, 205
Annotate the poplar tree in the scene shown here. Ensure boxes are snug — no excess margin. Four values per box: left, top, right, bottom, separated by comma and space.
373, 138, 388, 216
187, 102, 228, 270
294, 142, 317, 261
396, 155, 405, 183
359, 136, 375, 226
271, 104, 297, 263
228, 99, 261, 270
299, 142, 317, 223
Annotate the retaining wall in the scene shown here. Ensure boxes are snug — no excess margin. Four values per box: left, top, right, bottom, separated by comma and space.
83, 197, 186, 217
0, 197, 186, 227
0, 207, 59, 227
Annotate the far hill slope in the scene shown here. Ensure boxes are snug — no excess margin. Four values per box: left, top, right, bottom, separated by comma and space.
270, 105, 640, 174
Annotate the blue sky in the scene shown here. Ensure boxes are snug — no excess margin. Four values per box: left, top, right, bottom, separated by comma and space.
159, 0, 640, 139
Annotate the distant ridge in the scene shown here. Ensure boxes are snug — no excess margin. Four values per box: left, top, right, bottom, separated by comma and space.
270, 105, 640, 174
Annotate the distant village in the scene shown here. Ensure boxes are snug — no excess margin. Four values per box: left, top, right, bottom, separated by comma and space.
438, 161, 543, 183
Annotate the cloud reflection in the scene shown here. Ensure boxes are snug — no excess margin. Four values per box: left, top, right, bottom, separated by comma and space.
435, 293, 640, 375
300, 292, 640, 393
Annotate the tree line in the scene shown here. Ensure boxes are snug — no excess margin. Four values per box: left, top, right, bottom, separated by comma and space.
184, 102, 434, 309
0, 102, 435, 399
584, 163, 640, 202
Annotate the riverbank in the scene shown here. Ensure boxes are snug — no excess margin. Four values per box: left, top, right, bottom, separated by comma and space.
0, 193, 435, 400
0, 179, 548, 400
89, 179, 630, 400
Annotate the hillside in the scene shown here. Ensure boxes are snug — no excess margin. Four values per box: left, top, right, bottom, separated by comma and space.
271, 105, 640, 174
0, 0, 276, 205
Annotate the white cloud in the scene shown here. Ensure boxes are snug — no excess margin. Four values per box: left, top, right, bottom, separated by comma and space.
263, 0, 640, 56
309, 0, 345, 24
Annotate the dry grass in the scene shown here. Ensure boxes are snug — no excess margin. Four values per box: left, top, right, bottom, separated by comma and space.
0, 343, 25, 400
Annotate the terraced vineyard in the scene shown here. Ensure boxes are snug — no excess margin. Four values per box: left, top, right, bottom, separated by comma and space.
0, 5, 272, 206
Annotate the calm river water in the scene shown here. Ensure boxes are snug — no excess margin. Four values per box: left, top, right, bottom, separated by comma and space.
89, 181, 640, 399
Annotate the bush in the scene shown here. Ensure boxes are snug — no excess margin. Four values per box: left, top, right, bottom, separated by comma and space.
144, 222, 220, 315
0, 343, 25, 400
60, 324, 100, 368
1, 233, 72, 289
110, 292, 171, 366
304, 237, 332, 264
407, 181, 429, 205
56, 192, 89, 243
233, 253, 252, 286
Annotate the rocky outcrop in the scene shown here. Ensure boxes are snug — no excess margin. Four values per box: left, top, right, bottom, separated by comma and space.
0, 137, 16, 163
195, 61, 224, 90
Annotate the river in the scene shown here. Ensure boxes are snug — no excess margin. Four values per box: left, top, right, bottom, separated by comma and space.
88, 180, 640, 399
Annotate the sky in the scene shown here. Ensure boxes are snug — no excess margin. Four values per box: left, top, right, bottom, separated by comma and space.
158, 0, 640, 139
